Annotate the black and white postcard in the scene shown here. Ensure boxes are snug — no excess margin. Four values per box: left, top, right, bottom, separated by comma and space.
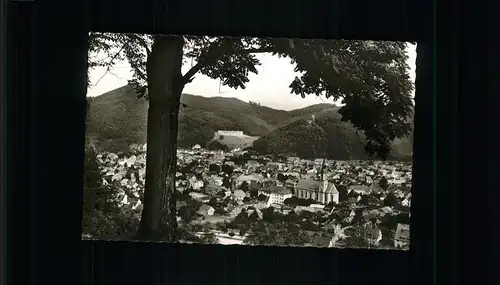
83, 34, 414, 250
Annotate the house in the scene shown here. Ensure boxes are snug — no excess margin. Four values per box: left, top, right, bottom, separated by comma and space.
402, 197, 411, 207
138, 168, 146, 180
194, 166, 205, 174
369, 182, 384, 193
365, 176, 374, 185
125, 155, 137, 167
276, 163, 286, 171
258, 186, 293, 206
309, 204, 326, 211
266, 161, 278, 168
217, 190, 231, 198
379, 206, 393, 216
118, 158, 127, 166
189, 178, 204, 190
128, 197, 142, 210
233, 190, 247, 202
120, 178, 129, 187
348, 185, 371, 195
346, 196, 358, 204
314, 158, 324, 165
388, 178, 406, 185
306, 168, 318, 176
294, 206, 317, 213
107, 152, 119, 161
111, 173, 124, 182
236, 174, 264, 187
189, 192, 208, 200
118, 193, 128, 206
129, 144, 143, 153
393, 190, 406, 198
270, 203, 285, 211
394, 223, 410, 249
133, 203, 144, 212
209, 175, 224, 186
197, 204, 215, 217
177, 184, 187, 193
246, 160, 260, 169
176, 200, 187, 210
344, 209, 356, 223
205, 182, 222, 194
221, 197, 237, 212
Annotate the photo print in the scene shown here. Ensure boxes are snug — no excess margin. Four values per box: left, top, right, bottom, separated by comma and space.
83, 33, 414, 250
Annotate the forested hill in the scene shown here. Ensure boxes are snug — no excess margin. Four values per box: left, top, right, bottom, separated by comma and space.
251, 108, 413, 161
86, 85, 413, 160
251, 115, 367, 160
86, 85, 325, 152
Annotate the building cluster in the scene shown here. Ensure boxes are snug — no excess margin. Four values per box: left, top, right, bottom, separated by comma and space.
94, 144, 412, 250
215, 130, 245, 137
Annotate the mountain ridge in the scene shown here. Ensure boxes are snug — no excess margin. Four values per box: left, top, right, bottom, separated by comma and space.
86, 85, 412, 160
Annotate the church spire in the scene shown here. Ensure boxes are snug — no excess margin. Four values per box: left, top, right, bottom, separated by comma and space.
320, 158, 328, 194
320, 158, 327, 180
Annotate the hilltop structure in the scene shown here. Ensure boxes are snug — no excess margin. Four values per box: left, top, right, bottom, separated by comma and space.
215, 130, 244, 137
307, 114, 316, 125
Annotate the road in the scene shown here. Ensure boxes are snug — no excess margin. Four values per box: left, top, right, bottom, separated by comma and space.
327, 224, 354, 248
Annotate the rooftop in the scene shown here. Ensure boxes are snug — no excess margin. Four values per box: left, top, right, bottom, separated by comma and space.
237, 174, 264, 182
349, 185, 370, 192
296, 179, 339, 194
260, 186, 292, 195
296, 179, 322, 191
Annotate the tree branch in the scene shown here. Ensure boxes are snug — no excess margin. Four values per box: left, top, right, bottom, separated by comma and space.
91, 38, 133, 86
129, 34, 152, 56
182, 62, 203, 85
92, 37, 131, 67
181, 46, 274, 85
128, 60, 148, 82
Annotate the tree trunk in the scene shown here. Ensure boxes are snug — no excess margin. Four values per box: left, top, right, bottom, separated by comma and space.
136, 35, 185, 242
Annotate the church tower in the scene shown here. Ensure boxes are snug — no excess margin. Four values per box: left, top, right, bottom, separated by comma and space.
319, 158, 328, 204
320, 158, 327, 181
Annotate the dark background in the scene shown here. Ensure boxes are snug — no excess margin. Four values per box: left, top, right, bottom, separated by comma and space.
7, 0, 495, 284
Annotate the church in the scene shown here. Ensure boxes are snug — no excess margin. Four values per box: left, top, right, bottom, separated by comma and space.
295, 160, 339, 204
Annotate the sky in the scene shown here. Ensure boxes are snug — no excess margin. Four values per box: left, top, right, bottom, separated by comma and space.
87, 41, 416, 111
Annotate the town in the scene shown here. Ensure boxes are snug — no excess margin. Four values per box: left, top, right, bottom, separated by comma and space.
93, 141, 411, 250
